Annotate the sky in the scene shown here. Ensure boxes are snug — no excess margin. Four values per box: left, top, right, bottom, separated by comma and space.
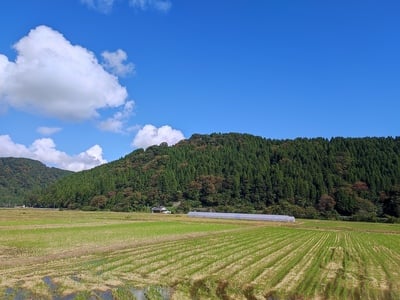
0, 0, 399, 171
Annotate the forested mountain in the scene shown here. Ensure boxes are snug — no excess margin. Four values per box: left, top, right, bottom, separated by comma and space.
34, 133, 400, 221
0, 157, 72, 206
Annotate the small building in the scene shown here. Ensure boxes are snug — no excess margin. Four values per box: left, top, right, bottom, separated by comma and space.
151, 206, 171, 214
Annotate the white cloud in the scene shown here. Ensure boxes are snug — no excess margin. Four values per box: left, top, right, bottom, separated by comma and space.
37, 126, 62, 136
81, 0, 115, 13
81, 0, 171, 13
0, 135, 30, 158
98, 100, 135, 133
0, 25, 128, 121
98, 118, 124, 134
130, 0, 172, 12
102, 49, 135, 77
0, 54, 8, 92
132, 124, 185, 149
0, 135, 106, 172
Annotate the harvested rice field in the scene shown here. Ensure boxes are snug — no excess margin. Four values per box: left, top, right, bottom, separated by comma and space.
1, 209, 400, 299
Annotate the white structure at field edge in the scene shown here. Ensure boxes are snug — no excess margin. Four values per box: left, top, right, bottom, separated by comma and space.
187, 212, 295, 222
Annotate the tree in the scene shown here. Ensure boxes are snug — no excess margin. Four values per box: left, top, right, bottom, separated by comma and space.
318, 194, 336, 217
90, 195, 107, 209
334, 187, 356, 216
383, 185, 400, 217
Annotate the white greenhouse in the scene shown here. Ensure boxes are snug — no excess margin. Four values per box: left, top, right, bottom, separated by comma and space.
187, 212, 295, 223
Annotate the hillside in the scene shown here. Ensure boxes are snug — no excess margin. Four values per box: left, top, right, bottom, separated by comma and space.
0, 157, 72, 206
35, 133, 400, 220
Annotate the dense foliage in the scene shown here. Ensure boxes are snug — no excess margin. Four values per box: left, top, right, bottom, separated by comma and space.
0, 157, 72, 206
33, 133, 400, 220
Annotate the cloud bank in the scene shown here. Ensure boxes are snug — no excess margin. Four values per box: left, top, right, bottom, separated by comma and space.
0, 135, 106, 172
0, 25, 129, 121
132, 124, 185, 149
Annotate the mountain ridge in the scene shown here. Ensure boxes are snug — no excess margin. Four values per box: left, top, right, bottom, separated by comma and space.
32, 133, 400, 221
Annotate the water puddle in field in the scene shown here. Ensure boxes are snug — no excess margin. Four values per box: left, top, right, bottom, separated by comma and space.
93, 289, 114, 300
3, 286, 58, 300
130, 286, 172, 300
4, 287, 28, 300
43, 276, 57, 293
3, 276, 173, 300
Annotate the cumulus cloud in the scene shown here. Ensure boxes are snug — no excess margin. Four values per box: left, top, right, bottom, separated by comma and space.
132, 124, 185, 149
0, 135, 106, 172
0, 25, 128, 121
102, 49, 135, 77
98, 100, 135, 133
130, 0, 172, 12
37, 126, 62, 136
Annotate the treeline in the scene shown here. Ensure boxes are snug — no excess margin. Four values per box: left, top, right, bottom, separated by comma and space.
0, 157, 72, 206
32, 133, 400, 221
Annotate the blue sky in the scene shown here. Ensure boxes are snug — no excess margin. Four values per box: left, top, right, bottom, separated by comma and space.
0, 0, 399, 171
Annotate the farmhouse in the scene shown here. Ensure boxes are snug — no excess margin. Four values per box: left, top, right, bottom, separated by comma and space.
151, 206, 171, 214
187, 212, 295, 222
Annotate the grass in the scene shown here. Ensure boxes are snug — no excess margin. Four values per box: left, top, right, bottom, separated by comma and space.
1, 209, 400, 299
0, 209, 240, 257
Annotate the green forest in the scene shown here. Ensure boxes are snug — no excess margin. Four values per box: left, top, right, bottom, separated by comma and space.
29, 133, 400, 221
0, 157, 71, 206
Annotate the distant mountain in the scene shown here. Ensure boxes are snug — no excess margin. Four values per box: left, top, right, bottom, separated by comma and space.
0, 157, 72, 206
35, 133, 400, 221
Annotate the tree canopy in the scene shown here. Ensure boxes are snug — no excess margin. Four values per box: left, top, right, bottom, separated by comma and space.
0, 157, 71, 206
32, 133, 400, 221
